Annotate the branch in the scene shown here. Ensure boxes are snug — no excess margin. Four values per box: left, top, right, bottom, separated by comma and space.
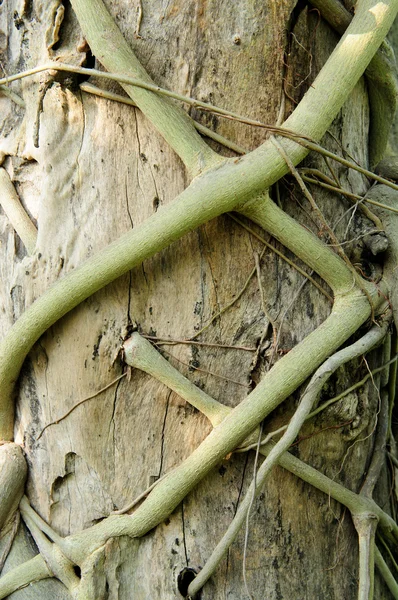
3, 324, 397, 595
5, 61, 398, 191
127, 322, 385, 598
36, 373, 126, 440
79, 82, 248, 156
38, 287, 377, 567
351, 381, 391, 599
123, 334, 231, 428
308, 0, 398, 166
237, 192, 354, 292
69, 0, 220, 177
0, 555, 51, 598
0, 145, 357, 441
361, 390, 390, 499
228, 213, 333, 301
352, 513, 379, 600
375, 546, 398, 599
0, 443, 27, 531
249, 354, 398, 448
0, 169, 37, 255
0, 0, 394, 445
20, 498, 79, 595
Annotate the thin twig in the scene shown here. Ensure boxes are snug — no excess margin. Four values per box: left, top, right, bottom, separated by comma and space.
377, 533, 398, 574
3, 63, 398, 190
289, 419, 354, 447
273, 137, 353, 254
80, 82, 247, 155
142, 335, 256, 352
156, 344, 250, 388
326, 231, 379, 248
0, 85, 25, 107
239, 356, 398, 451
228, 214, 333, 302
189, 259, 261, 341
361, 388, 389, 498
111, 472, 171, 515
36, 373, 126, 440
300, 169, 383, 228
301, 173, 397, 219
310, 355, 398, 421
375, 546, 398, 599
272, 137, 376, 319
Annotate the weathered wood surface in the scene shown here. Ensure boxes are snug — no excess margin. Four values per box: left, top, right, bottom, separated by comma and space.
0, 1, 393, 598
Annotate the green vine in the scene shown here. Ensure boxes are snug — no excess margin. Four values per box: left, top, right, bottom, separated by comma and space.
0, 0, 398, 598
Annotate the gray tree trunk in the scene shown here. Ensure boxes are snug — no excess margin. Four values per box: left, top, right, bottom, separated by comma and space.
0, 0, 396, 598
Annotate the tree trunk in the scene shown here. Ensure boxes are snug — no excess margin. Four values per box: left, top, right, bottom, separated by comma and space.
0, 0, 397, 598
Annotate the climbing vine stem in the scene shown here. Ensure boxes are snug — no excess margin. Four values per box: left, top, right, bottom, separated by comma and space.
0, 0, 397, 598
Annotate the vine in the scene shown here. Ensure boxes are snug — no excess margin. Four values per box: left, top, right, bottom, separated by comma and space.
0, 0, 398, 598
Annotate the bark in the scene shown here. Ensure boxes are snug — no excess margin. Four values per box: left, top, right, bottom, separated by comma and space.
0, 1, 396, 598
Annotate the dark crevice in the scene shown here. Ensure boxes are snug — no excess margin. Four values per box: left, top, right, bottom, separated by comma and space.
234, 453, 250, 517
124, 175, 134, 326
141, 263, 149, 287
124, 174, 134, 229
127, 270, 133, 327
181, 500, 189, 566
177, 566, 200, 598
76, 49, 96, 84
195, 229, 206, 333
108, 377, 122, 446
157, 390, 171, 478
287, 0, 309, 36
73, 564, 81, 578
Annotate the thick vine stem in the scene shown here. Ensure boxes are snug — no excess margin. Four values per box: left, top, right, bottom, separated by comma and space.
2, 322, 396, 594
2, 326, 397, 594
237, 192, 359, 295
187, 323, 389, 597
353, 514, 378, 600
46, 285, 386, 566
69, 0, 221, 178
361, 389, 390, 499
0, 161, 361, 443
79, 82, 248, 155
0, 0, 395, 441
0, 0, 395, 596
1, 447, 396, 598
0, 443, 27, 531
308, 0, 398, 167
351, 386, 390, 600
20, 502, 79, 595
0, 169, 37, 255
123, 333, 231, 428
0, 554, 51, 598
375, 546, 398, 599
70, 0, 398, 163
